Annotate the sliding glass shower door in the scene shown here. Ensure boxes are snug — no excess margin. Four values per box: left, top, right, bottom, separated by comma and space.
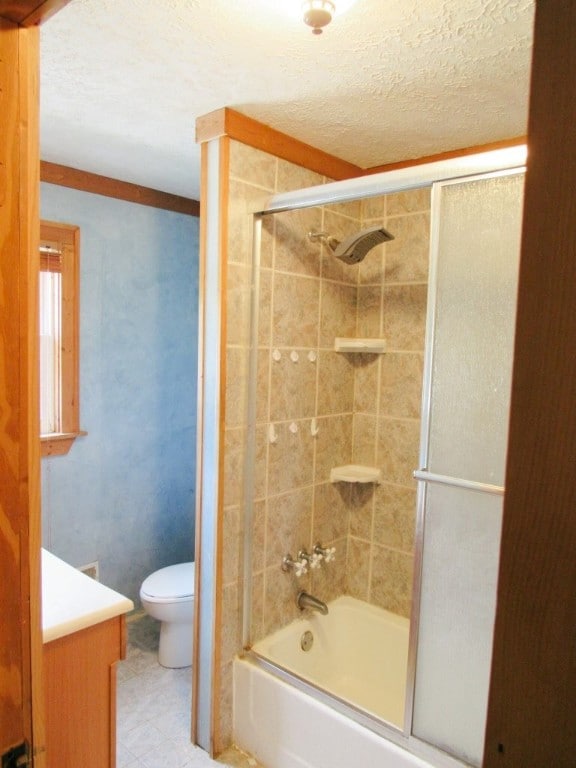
411, 170, 525, 766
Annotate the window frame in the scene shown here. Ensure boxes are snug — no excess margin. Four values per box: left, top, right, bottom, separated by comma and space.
39, 220, 84, 457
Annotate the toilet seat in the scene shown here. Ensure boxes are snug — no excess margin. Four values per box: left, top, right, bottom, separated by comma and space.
140, 562, 195, 604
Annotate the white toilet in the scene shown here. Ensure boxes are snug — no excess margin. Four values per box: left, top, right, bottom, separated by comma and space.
139, 561, 195, 668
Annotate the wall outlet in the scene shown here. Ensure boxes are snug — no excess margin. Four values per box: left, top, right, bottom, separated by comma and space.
78, 561, 99, 581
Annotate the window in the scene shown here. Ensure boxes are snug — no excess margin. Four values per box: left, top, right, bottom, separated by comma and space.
39, 221, 83, 456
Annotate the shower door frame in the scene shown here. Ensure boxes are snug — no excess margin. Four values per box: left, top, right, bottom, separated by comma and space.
239, 147, 526, 768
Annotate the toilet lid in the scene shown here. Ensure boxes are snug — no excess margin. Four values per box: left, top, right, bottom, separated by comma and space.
141, 562, 195, 600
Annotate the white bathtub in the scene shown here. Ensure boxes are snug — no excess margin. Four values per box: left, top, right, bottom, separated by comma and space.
251, 595, 408, 725
234, 596, 436, 768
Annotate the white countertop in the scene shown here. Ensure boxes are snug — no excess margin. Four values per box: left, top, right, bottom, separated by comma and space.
42, 548, 134, 644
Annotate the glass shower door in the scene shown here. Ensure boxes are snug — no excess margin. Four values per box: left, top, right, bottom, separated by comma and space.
411, 170, 525, 766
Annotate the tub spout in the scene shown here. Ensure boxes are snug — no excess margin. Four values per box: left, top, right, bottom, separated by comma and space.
297, 591, 328, 615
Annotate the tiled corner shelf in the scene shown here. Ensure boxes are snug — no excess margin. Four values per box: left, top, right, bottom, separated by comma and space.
330, 464, 382, 484
334, 337, 387, 354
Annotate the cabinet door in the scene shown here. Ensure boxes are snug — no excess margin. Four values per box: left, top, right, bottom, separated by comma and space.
412, 171, 524, 766
45, 617, 125, 768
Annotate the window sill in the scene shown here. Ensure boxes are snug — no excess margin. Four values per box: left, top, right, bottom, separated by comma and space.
41, 430, 87, 458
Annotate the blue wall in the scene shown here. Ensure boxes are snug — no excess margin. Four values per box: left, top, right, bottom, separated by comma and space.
41, 183, 199, 604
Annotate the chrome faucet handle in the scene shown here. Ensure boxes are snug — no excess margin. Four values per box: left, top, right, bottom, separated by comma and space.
309, 552, 323, 569
298, 549, 322, 570
323, 547, 336, 563
314, 543, 336, 563
282, 554, 308, 577
294, 559, 308, 577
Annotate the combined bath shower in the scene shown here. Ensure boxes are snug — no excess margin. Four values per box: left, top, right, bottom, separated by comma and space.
308, 224, 394, 265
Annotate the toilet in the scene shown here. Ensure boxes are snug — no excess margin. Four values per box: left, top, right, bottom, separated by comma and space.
139, 561, 195, 668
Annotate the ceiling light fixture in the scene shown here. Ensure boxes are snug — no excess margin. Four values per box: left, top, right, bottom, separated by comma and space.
302, 0, 335, 35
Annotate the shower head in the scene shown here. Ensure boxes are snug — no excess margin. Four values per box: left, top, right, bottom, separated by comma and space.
308, 225, 394, 264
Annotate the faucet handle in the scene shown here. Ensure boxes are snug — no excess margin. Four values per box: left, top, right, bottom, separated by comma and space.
298, 548, 323, 570
309, 552, 323, 569
323, 547, 336, 563
294, 558, 308, 577
314, 543, 336, 563
282, 554, 308, 577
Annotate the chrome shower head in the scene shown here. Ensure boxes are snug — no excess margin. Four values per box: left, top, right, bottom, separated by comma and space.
308, 225, 394, 264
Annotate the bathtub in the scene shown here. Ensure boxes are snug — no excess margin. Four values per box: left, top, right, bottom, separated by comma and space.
251, 595, 408, 725
234, 595, 437, 768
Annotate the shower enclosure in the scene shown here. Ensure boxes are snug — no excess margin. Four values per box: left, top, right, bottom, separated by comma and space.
238, 162, 525, 768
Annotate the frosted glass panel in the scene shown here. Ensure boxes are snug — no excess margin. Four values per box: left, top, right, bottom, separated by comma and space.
412, 483, 503, 766
427, 172, 524, 485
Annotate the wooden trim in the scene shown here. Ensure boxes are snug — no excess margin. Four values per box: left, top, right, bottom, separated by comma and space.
39, 220, 82, 458
18, 22, 45, 768
40, 432, 86, 457
0, 0, 71, 25
362, 136, 527, 176
196, 108, 527, 183
196, 107, 362, 181
484, 3, 576, 766
211, 136, 230, 756
40, 161, 200, 217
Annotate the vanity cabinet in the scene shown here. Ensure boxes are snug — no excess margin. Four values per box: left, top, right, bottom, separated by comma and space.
42, 549, 133, 768
44, 614, 126, 768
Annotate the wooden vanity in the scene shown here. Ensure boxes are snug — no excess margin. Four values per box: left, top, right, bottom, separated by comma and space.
42, 550, 134, 768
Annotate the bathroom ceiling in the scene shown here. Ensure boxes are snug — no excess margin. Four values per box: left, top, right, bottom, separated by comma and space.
40, 0, 535, 200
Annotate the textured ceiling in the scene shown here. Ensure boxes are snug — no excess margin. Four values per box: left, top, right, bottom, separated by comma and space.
40, 0, 535, 200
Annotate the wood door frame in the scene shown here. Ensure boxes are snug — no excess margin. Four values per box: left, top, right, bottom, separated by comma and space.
484, 2, 576, 765
0, 17, 43, 767
0, 3, 72, 765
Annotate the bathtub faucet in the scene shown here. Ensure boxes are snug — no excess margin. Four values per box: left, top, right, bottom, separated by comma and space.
297, 591, 328, 615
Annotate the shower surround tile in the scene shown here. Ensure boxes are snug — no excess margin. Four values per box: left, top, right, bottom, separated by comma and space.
217, 143, 431, 752
385, 212, 431, 283
319, 281, 358, 346
361, 196, 386, 220
387, 188, 431, 216
348, 483, 376, 541
356, 285, 383, 337
274, 207, 323, 277
370, 545, 414, 618
269, 347, 317, 421
226, 263, 252, 347
380, 352, 424, 419
229, 142, 277, 191
352, 354, 380, 415
265, 487, 314, 569
272, 272, 320, 347
383, 283, 428, 351
267, 422, 315, 496
377, 417, 421, 487
276, 159, 324, 193
373, 484, 417, 552
228, 181, 266, 265
263, 561, 309, 636
312, 481, 351, 544
316, 350, 354, 416
314, 414, 354, 483
346, 536, 371, 601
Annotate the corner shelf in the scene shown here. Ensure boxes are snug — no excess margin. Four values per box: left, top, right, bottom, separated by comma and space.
330, 465, 382, 484
334, 337, 387, 354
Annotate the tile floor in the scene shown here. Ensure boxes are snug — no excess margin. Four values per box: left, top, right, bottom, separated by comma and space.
116, 615, 262, 768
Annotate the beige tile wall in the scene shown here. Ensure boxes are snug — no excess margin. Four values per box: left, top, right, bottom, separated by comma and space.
347, 190, 430, 617
218, 138, 430, 748
218, 141, 326, 749
249, 189, 431, 640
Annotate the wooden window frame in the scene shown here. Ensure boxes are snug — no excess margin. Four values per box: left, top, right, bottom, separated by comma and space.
40, 220, 84, 456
